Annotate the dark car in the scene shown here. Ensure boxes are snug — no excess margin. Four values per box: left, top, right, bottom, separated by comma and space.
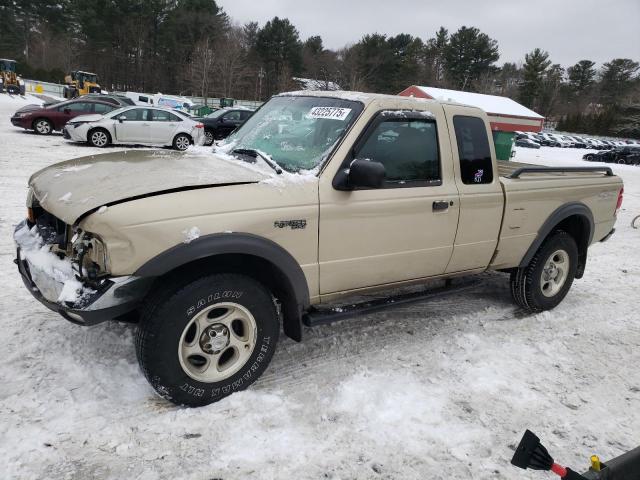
515, 138, 541, 149
583, 146, 640, 164
201, 107, 254, 145
10, 99, 118, 134
583, 149, 617, 162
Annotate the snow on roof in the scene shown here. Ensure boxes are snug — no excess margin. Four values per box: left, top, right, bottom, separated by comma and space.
409, 86, 544, 119
292, 77, 341, 91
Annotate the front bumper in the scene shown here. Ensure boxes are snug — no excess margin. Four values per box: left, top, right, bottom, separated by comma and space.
15, 226, 152, 326
11, 116, 30, 129
62, 126, 71, 139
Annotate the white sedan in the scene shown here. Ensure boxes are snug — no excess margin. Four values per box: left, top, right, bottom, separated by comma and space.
63, 106, 205, 150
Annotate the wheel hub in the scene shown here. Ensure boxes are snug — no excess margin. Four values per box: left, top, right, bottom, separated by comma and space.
200, 323, 229, 353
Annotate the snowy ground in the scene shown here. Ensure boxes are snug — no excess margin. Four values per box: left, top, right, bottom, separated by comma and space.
1, 94, 639, 480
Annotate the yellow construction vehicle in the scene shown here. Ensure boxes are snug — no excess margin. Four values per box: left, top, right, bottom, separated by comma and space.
0, 59, 26, 95
63, 70, 101, 98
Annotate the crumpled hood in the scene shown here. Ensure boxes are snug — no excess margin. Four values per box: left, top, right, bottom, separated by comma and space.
68, 113, 104, 123
29, 149, 269, 224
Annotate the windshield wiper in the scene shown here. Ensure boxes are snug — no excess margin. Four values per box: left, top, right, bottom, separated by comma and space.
232, 148, 282, 175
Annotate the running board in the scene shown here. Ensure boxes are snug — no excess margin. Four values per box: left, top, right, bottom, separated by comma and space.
303, 279, 479, 327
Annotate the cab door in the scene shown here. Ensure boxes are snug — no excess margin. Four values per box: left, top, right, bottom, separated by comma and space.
318, 105, 460, 296
443, 105, 504, 273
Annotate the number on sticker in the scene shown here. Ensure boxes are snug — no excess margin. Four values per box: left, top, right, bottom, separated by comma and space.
308, 107, 352, 121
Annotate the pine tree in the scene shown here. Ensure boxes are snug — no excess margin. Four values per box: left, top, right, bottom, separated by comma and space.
519, 48, 551, 110
442, 26, 499, 91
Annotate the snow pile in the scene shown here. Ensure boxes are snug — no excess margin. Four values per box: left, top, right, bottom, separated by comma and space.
13, 223, 95, 305
182, 226, 201, 243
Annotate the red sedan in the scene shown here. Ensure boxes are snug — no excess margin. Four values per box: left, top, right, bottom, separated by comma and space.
10, 98, 118, 134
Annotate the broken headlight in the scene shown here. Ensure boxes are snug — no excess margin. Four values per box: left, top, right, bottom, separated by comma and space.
71, 231, 110, 281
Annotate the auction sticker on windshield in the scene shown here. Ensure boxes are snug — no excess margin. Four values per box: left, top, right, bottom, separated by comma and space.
308, 107, 352, 121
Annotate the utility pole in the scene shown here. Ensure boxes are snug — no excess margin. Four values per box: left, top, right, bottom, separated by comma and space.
257, 67, 265, 101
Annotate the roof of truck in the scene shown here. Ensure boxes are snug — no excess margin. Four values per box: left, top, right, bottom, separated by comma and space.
279, 90, 479, 110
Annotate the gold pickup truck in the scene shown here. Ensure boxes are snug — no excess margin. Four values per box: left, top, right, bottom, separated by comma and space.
14, 91, 624, 406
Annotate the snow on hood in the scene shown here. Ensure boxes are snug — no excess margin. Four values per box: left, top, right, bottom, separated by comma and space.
29, 149, 270, 224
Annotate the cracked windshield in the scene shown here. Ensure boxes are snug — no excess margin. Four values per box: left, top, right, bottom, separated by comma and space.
222, 96, 363, 172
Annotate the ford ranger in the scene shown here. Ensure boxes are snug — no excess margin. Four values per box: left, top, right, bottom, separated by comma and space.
14, 91, 624, 406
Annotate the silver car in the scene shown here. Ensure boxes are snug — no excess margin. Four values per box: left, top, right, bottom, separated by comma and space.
63, 106, 205, 150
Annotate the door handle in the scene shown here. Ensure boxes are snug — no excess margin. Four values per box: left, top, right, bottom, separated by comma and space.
432, 200, 450, 211
142, 123, 150, 126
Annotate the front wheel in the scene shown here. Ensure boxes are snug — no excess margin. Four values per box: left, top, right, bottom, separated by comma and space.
88, 128, 111, 147
173, 133, 191, 151
135, 273, 279, 407
33, 118, 53, 135
510, 231, 578, 312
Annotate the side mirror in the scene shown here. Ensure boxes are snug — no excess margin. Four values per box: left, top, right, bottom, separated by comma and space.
63, 108, 71, 114
333, 159, 386, 190
118, 116, 126, 123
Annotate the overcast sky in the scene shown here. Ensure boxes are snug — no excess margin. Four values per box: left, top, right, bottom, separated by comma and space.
218, 0, 639, 67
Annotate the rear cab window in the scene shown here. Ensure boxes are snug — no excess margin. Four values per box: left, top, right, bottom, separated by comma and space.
453, 115, 493, 184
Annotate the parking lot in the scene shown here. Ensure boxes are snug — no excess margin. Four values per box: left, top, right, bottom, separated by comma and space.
1, 93, 639, 480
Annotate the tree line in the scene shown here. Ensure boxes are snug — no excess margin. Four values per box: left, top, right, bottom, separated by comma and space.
1, 0, 638, 137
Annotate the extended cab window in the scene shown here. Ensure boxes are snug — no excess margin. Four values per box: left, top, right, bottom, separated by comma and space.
356, 118, 440, 184
453, 116, 493, 184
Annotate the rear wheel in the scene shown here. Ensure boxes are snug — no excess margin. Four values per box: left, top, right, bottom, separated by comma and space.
585, 154, 594, 161
33, 118, 52, 135
510, 231, 578, 312
173, 133, 191, 151
135, 273, 279, 407
88, 128, 111, 147
203, 129, 214, 146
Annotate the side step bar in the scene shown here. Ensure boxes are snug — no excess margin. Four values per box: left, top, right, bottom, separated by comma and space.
303, 279, 479, 327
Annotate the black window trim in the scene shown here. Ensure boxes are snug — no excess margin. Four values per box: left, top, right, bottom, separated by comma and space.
333, 109, 443, 190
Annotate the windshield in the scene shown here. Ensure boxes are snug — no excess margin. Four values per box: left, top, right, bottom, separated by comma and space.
219, 96, 363, 172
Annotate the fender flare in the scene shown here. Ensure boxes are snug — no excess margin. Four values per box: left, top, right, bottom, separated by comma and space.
519, 202, 594, 268
135, 232, 310, 340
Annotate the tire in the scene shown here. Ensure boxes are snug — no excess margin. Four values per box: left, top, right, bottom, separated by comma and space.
203, 129, 214, 146
510, 230, 578, 312
173, 133, 191, 151
585, 154, 594, 161
617, 158, 627, 165
33, 118, 53, 135
88, 128, 111, 148
135, 273, 279, 407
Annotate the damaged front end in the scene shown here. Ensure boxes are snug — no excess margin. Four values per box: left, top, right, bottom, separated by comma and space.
14, 191, 150, 326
